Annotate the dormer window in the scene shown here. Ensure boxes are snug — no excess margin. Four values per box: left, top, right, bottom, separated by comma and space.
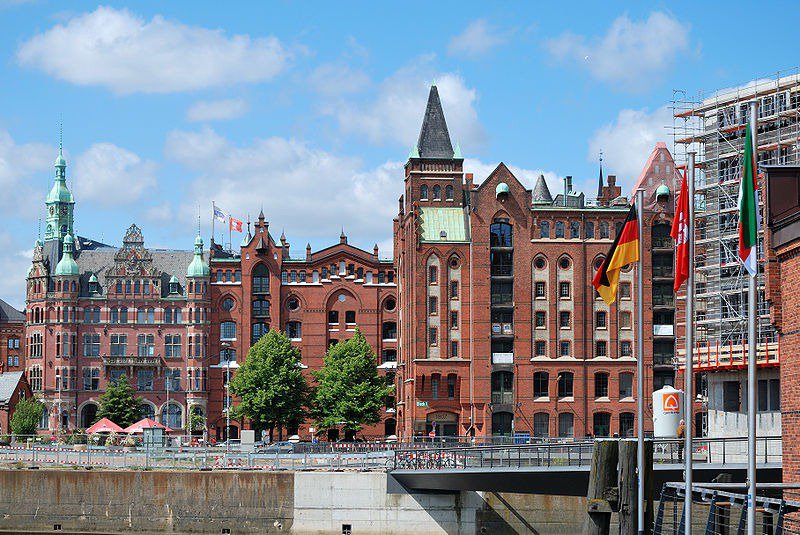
169, 280, 179, 294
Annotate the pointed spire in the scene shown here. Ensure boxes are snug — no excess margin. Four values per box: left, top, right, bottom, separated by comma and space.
453, 142, 462, 159
532, 174, 554, 205
240, 219, 253, 248
416, 85, 454, 159
340, 228, 347, 245
597, 149, 604, 199
408, 145, 420, 159
258, 208, 265, 222
373, 243, 379, 257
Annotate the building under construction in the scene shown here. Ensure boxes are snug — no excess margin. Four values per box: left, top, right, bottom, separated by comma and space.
671, 70, 797, 439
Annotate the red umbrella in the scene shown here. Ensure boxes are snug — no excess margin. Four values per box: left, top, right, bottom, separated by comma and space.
122, 418, 173, 434
85, 418, 124, 434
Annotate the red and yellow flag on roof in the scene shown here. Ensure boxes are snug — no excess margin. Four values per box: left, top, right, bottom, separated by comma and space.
592, 204, 640, 305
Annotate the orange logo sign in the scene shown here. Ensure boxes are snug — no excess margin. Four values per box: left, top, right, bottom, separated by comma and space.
663, 393, 680, 413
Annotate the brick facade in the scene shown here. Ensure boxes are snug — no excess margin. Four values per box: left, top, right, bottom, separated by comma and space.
0, 299, 24, 374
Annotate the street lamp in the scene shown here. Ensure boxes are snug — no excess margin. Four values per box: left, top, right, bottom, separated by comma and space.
212, 342, 238, 454
55, 371, 62, 437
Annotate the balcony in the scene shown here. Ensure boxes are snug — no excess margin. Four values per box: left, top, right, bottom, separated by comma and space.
103, 355, 161, 367
492, 352, 514, 364
490, 265, 513, 277
653, 324, 674, 336
653, 354, 674, 366
491, 293, 513, 306
652, 266, 674, 278
491, 391, 513, 404
491, 323, 514, 336
652, 237, 673, 249
653, 295, 675, 307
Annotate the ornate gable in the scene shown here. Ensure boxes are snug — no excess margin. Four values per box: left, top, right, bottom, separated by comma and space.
111, 224, 160, 277
28, 241, 48, 278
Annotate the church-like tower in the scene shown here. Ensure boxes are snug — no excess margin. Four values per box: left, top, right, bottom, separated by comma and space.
44, 146, 74, 243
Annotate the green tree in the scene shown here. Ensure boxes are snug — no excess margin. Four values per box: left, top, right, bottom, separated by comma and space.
10, 398, 44, 437
312, 329, 393, 440
229, 329, 309, 441
96, 375, 142, 428
188, 405, 205, 435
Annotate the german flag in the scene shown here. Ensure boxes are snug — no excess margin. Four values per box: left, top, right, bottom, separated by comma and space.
592, 204, 640, 305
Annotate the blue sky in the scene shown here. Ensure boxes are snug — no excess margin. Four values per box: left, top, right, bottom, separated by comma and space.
1, 1, 799, 308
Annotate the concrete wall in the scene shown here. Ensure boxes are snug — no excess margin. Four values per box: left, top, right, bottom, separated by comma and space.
0, 468, 598, 534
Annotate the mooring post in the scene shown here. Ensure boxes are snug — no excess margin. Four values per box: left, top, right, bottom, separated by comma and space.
618, 438, 654, 535
583, 439, 619, 535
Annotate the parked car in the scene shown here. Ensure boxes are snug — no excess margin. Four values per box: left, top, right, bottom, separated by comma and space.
257, 441, 295, 454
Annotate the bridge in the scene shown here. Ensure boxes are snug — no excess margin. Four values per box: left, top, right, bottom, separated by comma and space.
388, 436, 782, 496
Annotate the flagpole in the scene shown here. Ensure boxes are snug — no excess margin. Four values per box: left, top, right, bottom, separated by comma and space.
684, 152, 696, 534
746, 99, 759, 535
211, 201, 216, 246
228, 213, 232, 252
636, 188, 645, 535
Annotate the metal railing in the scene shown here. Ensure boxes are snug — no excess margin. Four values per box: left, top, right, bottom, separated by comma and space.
390, 436, 782, 471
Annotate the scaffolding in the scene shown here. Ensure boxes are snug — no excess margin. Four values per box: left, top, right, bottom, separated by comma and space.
671, 68, 800, 367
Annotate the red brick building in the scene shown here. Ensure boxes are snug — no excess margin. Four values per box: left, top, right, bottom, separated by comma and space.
25, 147, 213, 433
394, 86, 678, 439
0, 371, 32, 435
0, 299, 24, 374
206, 214, 397, 441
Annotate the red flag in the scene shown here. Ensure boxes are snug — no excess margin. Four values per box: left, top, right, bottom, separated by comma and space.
670, 169, 689, 292
229, 217, 243, 232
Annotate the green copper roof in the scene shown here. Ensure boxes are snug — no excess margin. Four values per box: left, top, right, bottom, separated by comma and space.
496, 182, 510, 197
88, 273, 98, 283
187, 233, 210, 278
169, 275, 179, 284
418, 207, 469, 242
46, 148, 74, 204
656, 183, 670, 196
54, 234, 79, 276
408, 145, 420, 159
54, 148, 66, 168
453, 143, 462, 159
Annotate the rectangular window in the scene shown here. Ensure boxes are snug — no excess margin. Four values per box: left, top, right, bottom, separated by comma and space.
429, 265, 437, 284
431, 377, 439, 399
559, 311, 571, 329
450, 311, 458, 329
619, 373, 633, 399
558, 374, 573, 398
429, 327, 437, 346
137, 334, 155, 357
585, 221, 595, 239
757, 378, 780, 412
535, 311, 546, 328
570, 221, 580, 239
450, 281, 459, 299
595, 374, 609, 398
596, 341, 607, 358
287, 321, 302, 340
595, 311, 607, 329
723, 381, 741, 412
109, 369, 125, 384
533, 373, 549, 398
620, 312, 632, 329
559, 282, 570, 298
345, 310, 356, 324
82, 367, 99, 391
619, 282, 632, 299
328, 311, 339, 325
621, 341, 632, 357
165, 334, 181, 358
539, 221, 550, 238
428, 296, 438, 315
137, 370, 154, 391
220, 322, 237, 340
447, 375, 456, 398
559, 341, 570, 357
450, 341, 458, 358
166, 368, 181, 392
535, 281, 546, 298
83, 334, 100, 357
110, 334, 127, 356
535, 341, 546, 357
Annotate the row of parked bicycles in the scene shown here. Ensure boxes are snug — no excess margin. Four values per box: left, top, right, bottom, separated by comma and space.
390, 451, 459, 470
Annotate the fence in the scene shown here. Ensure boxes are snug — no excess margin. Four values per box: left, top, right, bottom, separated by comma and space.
654, 483, 800, 534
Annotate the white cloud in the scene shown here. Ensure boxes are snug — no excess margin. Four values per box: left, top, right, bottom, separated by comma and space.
0, 130, 53, 216
309, 63, 371, 96
17, 6, 289, 94
587, 105, 673, 192
162, 127, 402, 248
546, 11, 690, 91
448, 19, 509, 59
330, 63, 485, 150
186, 99, 249, 122
73, 143, 157, 205
0, 232, 32, 310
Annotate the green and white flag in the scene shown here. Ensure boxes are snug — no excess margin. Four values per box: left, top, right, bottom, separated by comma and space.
738, 123, 759, 277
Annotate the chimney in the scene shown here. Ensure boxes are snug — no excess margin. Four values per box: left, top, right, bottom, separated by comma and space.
306, 243, 312, 261
563, 176, 573, 206
465, 173, 474, 190
373, 243, 379, 258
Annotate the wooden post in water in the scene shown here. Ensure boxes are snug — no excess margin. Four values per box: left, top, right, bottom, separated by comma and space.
619, 439, 654, 535
584, 440, 619, 535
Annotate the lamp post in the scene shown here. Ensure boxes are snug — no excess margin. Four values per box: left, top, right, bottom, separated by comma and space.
55, 371, 62, 437
212, 342, 237, 454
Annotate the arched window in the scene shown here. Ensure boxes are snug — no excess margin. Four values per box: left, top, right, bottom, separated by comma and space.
420, 185, 429, 200
140, 403, 156, 420
593, 412, 611, 437
600, 222, 610, 239
555, 221, 565, 238
445, 185, 454, 200
558, 413, 574, 437
433, 185, 441, 200
619, 372, 634, 399
162, 403, 182, 429
253, 264, 269, 293
533, 412, 550, 437
585, 221, 595, 239
491, 411, 513, 437
533, 372, 549, 398
491, 371, 513, 404
557, 372, 574, 398
594, 372, 609, 399
619, 412, 635, 437
39, 405, 49, 429
490, 222, 513, 247
80, 404, 98, 428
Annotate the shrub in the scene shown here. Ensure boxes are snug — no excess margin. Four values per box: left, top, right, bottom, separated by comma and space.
10, 398, 44, 438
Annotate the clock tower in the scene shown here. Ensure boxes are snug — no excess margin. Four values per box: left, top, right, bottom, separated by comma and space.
44, 146, 74, 243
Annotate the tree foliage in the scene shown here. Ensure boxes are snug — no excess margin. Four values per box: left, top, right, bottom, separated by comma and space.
96, 375, 142, 428
312, 329, 393, 437
10, 398, 44, 437
229, 329, 309, 441
188, 405, 205, 435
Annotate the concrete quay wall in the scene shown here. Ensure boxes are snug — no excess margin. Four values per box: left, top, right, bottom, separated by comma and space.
0, 468, 596, 534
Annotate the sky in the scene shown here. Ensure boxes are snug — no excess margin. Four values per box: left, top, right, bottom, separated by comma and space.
1, 1, 800, 309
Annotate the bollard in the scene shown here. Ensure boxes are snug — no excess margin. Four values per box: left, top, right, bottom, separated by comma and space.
583, 440, 619, 535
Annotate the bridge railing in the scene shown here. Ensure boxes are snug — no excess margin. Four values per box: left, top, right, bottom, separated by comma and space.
390, 436, 782, 471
